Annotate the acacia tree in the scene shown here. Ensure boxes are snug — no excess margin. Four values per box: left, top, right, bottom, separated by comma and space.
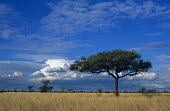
70, 50, 152, 96
28, 85, 34, 93
67, 89, 73, 92
39, 79, 50, 93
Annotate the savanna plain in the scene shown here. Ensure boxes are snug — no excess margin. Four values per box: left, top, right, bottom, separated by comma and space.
0, 93, 170, 111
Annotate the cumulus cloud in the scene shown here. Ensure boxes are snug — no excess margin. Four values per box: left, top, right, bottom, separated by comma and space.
30, 59, 110, 80
41, 1, 170, 35
31, 59, 84, 80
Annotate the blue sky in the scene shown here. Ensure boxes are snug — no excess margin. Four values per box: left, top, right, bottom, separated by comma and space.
0, 0, 170, 91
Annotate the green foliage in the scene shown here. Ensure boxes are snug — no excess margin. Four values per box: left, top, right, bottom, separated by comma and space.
39, 79, 53, 93
70, 50, 152, 77
163, 90, 168, 93
41, 79, 50, 86
139, 87, 146, 93
97, 88, 103, 93
68, 89, 73, 92
39, 85, 48, 93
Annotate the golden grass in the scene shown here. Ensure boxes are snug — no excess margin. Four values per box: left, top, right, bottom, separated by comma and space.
0, 93, 170, 111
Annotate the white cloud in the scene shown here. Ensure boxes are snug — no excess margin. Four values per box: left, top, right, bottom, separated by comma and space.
13, 72, 23, 77
41, 1, 170, 35
31, 59, 82, 80
31, 59, 101, 80
45, 59, 74, 68
1, 72, 23, 78
31, 71, 45, 77
136, 72, 156, 79
129, 72, 156, 80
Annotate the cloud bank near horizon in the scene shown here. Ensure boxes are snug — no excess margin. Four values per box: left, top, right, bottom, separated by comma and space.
0, 59, 169, 90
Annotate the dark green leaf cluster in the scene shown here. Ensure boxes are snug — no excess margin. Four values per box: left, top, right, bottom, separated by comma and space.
39, 79, 53, 93
41, 79, 50, 86
70, 50, 152, 78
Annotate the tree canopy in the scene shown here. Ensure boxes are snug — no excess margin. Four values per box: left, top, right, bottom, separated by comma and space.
39, 79, 52, 93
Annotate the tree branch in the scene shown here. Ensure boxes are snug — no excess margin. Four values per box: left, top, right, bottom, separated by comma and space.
115, 73, 120, 78
119, 73, 138, 78
107, 69, 116, 79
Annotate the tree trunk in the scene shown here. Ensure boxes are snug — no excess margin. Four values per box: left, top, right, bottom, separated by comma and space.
115, 78, 119, 97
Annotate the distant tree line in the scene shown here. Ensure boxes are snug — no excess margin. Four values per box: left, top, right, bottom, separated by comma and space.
0, 85, 169, 94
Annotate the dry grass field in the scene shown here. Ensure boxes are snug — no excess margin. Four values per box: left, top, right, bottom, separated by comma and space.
0, 93, 170, 111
